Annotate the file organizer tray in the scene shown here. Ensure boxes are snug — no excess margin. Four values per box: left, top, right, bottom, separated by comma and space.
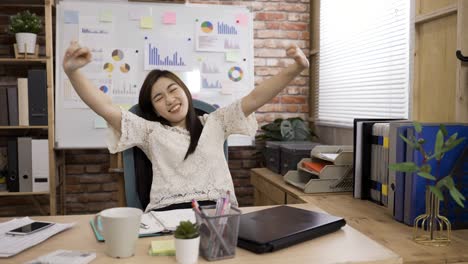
195, 205, 241, 261
284, 158, 353, 193
310, 145, 354, 165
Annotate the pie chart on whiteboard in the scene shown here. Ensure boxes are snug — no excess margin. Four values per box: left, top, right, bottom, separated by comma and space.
103, 63, 114, 72
201, 21, 213, 33
120, 63, 130, 73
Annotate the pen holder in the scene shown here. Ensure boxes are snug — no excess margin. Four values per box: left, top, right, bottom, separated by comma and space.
195, 205, 241, 261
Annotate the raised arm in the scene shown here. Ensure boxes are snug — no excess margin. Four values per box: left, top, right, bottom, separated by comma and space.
62, 41, 122, 132
241, 44, 309, 116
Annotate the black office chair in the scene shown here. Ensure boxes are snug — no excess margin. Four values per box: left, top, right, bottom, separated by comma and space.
122, 99, 228, 209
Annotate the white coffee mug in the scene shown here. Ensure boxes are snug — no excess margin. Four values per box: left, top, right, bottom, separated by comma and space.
93, 207, 143, 258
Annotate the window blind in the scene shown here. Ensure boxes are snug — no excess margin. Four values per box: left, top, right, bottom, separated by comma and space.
315, 0, 410, 127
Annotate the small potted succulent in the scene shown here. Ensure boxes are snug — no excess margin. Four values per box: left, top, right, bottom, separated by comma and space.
174, 221, 200, 264
9, 10, 43, 54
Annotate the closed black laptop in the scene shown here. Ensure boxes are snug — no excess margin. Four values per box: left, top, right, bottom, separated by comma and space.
237, 206, 346, 254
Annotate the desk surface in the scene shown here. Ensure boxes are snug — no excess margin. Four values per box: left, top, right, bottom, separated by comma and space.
251, 168, 468, 264
1, 204, 401, 264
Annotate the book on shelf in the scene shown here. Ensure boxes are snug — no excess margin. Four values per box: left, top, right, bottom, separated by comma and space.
90, 208, 196, 241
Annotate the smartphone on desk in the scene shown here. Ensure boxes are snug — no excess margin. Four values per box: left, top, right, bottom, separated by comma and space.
5, 221, 54, 236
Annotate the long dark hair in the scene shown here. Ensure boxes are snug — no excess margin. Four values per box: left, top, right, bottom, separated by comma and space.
138, 70, 203, 159
134, 70, 203, 208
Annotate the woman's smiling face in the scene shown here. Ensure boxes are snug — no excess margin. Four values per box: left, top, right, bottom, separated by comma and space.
150, 76, 189, 128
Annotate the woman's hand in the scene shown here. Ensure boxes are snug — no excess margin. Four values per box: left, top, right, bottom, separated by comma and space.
286, 44, 310, 70
62, 41, 92, 75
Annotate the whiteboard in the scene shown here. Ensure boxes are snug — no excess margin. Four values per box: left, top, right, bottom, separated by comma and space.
55, 0, 253, 149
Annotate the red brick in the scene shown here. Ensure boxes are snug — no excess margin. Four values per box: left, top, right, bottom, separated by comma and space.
87, 192, 115, 202
66, 165, 84, 174
301, 31, 310, 40
262, 2, 280, 11
228, 160, 242, 169
66, 185, 84, 193
300, 14, 310, 22
233, 179, 252, 187
279, 3, 308, 12
281, 95, 307, 104
66, 175, 81, 184
253, 21, 266, 30
280, 22, 308, 31
254, 58, 266, 66
265, 22, 280, 30
80, 174, 114, 184
237, 196, 254, 206
229, 169, 251, 178
269, 97, 280, 104
255, 48, 285, 58
66, 153, 109, 164
85, 165, 105, 173
288, 13, 300, 21
229, 150, 257, 159
234, 187, 254, 196
284, 104, 300, 112
287, 86, 300, 95
242, 159, 259, 168
255, 12, 286, 21
102, 182, 120, 192
88, 202, 119, 212
301, 105, 310, 113
86, 184, 102, 192
285, 31, 300, 39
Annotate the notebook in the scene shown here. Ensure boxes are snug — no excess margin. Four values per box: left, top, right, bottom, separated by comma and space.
90, 208, 195, 242
237, 206, 346, 253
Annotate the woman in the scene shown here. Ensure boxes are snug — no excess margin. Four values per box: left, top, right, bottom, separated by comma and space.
63, 41, 309, 212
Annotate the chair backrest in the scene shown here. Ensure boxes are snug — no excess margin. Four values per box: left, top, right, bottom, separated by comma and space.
122, 99, 228, 209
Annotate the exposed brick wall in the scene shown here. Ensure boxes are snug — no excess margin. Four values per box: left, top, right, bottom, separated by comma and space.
2, 0, 310, 216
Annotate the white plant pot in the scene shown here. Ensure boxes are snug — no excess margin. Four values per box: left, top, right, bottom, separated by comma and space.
15, 33, 37, 54
175, 236, 200, 264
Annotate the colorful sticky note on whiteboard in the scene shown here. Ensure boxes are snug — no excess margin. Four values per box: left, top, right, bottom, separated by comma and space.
226, 51, 241, 62
64, 10, 79, 24
163, 12, 177, 24
235, 13, 248, 26
100, 10, 113, 22
140, 16, 154, 29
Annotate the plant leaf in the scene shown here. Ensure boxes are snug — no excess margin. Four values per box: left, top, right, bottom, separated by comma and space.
399, 134, 416, 149
434, 130, 444, 160
449, 188, 465, 208
442, 137, 466, 153
389, 162, 419, 173
440, 124, 448, 137
420, 164, 432, 174
413, 122, 422, 133
429, 186, 444, 201
417, 172, 436, 180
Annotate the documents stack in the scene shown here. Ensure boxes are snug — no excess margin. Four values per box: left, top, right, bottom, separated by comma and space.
284, 145, 354, 193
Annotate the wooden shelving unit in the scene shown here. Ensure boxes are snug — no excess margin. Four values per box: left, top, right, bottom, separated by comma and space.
0, 0, 57, 215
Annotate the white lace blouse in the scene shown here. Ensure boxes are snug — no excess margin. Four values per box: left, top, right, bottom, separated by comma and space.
106, 100, 258, 212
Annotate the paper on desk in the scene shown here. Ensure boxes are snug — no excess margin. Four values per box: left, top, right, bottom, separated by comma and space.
0, 217, 74, 258
139, 209, 195, 235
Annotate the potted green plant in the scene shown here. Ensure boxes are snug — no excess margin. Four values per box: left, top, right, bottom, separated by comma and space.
389, 122, 466, 245
9, 10, 43, 54
174, 221, 200, 264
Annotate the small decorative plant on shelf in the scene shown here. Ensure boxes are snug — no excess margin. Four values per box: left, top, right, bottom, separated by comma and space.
174, 221, 200, 264
9, 10, 43, 55
389, 122, 466, 246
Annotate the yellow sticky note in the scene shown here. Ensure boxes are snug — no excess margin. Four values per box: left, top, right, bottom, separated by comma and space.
140, 16, 153, 29
100, 10, 113, 22
225, 51, 241, 62
94, 116, 108, 129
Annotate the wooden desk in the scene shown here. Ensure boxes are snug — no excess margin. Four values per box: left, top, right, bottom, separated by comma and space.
251, 168, 468, 263
1, 204, 401, 264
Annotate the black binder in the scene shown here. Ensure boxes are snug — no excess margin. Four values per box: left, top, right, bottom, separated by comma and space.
7, 138, 19, 192
237, 206, 345, 254
28, 69, 48, 125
